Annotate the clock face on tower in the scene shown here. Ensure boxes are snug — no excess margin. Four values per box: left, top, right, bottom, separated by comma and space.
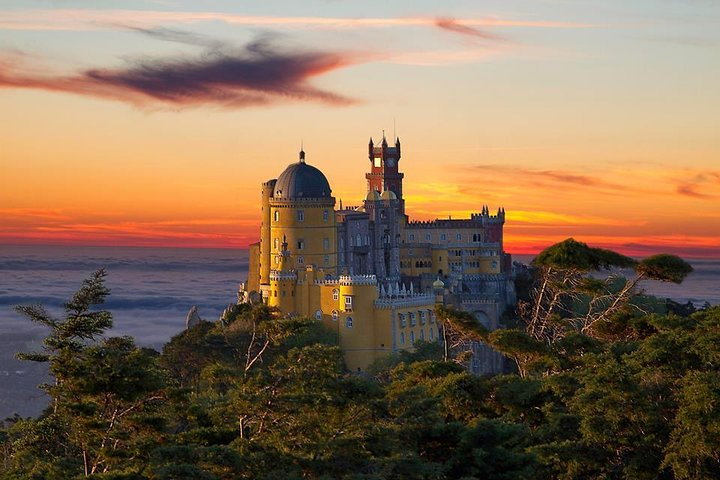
386, 157, 396, 167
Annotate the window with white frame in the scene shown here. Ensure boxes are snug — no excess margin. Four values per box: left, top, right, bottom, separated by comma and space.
315, 310, 322, 320
332, 310, 339, 321
345, 317, 353, 328
399, 314, 406, 328
332, 289, 339, 301
297, 256, 304, 265
420, 311, 426, 325
274, 210, 279, 222
410, 312, 416, 326
344, 295, 353, 310
297, 240, 305, 250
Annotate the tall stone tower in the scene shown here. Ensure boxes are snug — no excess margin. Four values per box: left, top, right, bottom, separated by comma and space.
366, 135, 405, 215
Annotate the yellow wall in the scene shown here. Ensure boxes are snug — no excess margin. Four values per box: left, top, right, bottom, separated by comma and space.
269, 200, 337, 272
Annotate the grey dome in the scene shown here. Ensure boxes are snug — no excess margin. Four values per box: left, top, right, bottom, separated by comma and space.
274, 160, 332, 199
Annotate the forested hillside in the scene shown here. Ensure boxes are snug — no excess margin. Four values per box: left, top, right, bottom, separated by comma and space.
2, 240, 718, 480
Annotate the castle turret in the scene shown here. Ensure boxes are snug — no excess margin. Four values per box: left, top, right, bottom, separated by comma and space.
366, 133, 405, 214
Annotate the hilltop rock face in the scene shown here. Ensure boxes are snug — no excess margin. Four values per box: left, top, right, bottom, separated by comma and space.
185, 306, 202, 330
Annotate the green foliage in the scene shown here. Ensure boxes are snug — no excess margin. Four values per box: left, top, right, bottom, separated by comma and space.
637, 254, 694, 284
532, 238, 637, 271
6, 269, 720, 480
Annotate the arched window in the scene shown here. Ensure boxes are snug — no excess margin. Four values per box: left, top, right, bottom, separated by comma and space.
345, 317, 353, 328
332, 310, 339, 322
410, 331, 415, 344
420, 329, 425, 341
274, 210, 279, 222
429, 328, 434, 340
323, 210, 329, 222
356, 234, 362, 246
400, 332, 405, 345
332, 289, 339, 301
315, 310, 322, 321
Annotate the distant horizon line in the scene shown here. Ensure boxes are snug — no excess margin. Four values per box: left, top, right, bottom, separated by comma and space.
2, 241, 720, 261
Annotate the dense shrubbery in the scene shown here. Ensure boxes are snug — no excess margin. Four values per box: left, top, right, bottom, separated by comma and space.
2, 240, 718, 479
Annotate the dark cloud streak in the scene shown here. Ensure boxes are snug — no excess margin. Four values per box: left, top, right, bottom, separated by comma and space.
0, 35, 358, 108
434, 18, 503, 41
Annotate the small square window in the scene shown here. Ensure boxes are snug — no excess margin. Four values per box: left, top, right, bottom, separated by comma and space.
297, 240, 305, 250
344, 295, 353, 310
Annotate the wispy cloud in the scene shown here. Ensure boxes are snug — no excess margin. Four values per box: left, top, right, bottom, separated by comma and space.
0, 34, 359, 108
675, 171, 720, 199
434, 18, 503, 41
472, 163, 630, 192
0, 9, 596, 32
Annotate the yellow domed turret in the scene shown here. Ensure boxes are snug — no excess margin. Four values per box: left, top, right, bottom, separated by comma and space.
380, 189, 397, 200
365, 190, 381, 201
432, 277, 445, 290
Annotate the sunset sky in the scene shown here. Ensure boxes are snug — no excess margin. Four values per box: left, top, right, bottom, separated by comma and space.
1, 1, 719, 257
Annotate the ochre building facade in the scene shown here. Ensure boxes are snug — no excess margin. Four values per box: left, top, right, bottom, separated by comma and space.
243, 137, 515, 372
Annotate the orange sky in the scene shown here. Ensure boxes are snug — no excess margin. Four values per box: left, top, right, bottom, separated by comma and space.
1, 2, 719, 257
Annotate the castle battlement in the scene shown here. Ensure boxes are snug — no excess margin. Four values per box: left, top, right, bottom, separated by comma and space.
374, 294, 435, 309
314, 274, 378, 286
269, 270, 297, 281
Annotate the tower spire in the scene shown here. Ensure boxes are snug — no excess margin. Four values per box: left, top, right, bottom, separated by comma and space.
299, 140, 305, 163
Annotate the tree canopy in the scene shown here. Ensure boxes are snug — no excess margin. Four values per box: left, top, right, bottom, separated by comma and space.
2, 242, 717, 480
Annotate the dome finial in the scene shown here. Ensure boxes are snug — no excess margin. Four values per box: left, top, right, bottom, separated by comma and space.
299, 140, 305, 163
